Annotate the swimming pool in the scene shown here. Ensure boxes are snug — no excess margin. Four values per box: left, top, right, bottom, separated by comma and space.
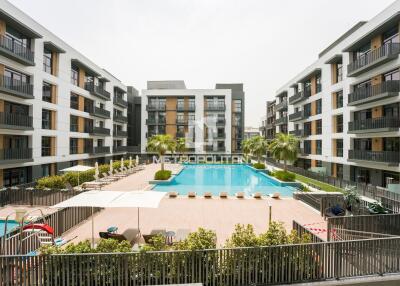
0, 220, 20, 237
153, 164, 297, 197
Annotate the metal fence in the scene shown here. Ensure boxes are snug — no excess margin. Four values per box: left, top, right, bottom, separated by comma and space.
1, 236, 400, 285
292, 220, 325, 243
293, 192, 344, 217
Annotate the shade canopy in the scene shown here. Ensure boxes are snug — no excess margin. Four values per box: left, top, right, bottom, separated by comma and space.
51, 191, 123, 208
106, 191, 166, 208
60, 165, 94, 173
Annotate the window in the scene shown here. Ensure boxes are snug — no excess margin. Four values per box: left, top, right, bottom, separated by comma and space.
188, 98, 195, 110
4, 101, 28, 114
4, 67, 29, 83
336, 115, 343, 133
42, 82, 52, 103
354, 109, 372, 121
383, 26, 399, 45
316, 74, 322, 93
384, 137, 399, 152
335, 91, 343, 108
70, 93, 79, 110
337, 164, 343, 179
316, 140, 322, 155
42, 164, 51, 177
303, 103, 311, 117
41, 136, 52, 156
233, 100, 242, 112
336, 63, 343, 82
70, 115, 78, 132
316, 99, 322, 115
177, 98, 184, 109
84, 98, 93, 113
354, 138, 372, 151
384, 69, 400, 82
43, 48, 52, 74
71, 65, 79, 85
316, 119, 322, 135
303, 140, 311, 154
354, 42, 371, 60
304, 122, 312, 136
177, 112, 184, 124
70, 138, 79, 154
42, 109, 51, 129
384, 103, 399, 117
5, 26, 30, 49
3, 167, 27, 187
336, 139, 343, 157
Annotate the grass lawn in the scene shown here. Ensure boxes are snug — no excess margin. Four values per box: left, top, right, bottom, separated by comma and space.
294, 173, 343, 193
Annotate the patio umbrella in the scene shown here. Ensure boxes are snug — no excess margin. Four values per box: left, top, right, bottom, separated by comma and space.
60, 165, 94, 186
109, 160, 113, 173
94, 162, 99, 180
121, 157, 124, 169
136, 155, 139, 166
129, 156, 133, 168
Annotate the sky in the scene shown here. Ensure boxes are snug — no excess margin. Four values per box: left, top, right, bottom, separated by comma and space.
10, 0, 394, 127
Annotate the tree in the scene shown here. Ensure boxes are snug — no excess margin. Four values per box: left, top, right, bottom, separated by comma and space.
268, 133, 299, 172
146, 135, 176, 171
242, 138, 251, 163
249, 136, 268, 163
175, 137, 186, 155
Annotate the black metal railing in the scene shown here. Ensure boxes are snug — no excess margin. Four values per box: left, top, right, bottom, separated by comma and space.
289, 129, 304, 137
146, 118, 165, 125
348, 43, 400, 75
84, 82, 111, 100
177, 104, 195, 111
205, 146, 226, 152
0, 34, 34, 64
349, 117, 400, 132
275, 116, 287, 125
0, 148, 32, 161
146, 104, 166, 111
276, 99, 288, 110
0, 112, 33, 128
113, 114, 128, 123
113, 146, 128, 152
0, 75, 33, 98
300, 148, 311, 156
90, 107, 110, 118
349, 150, 400, 164
348, 80, 400, 104
90, 126, 110, 136
205, 104, 225, 111
113, 130, 128, 137
335, 148, 343, 157
289, 110, 305, 121
206, 133, 226, 139
176, 118, 188, 125
113, 96, 128, 108
289, 89, 310, 104
92, 146, 110, 154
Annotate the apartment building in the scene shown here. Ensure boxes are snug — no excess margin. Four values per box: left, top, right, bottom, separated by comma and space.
273, 1, 400, 187
141, 81, 245, 154
266, 100, 277, 140
0, 1, 129, 187
127, 86, 141, 150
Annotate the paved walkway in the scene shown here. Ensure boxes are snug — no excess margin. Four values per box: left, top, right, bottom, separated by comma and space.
62, 163, 327, 246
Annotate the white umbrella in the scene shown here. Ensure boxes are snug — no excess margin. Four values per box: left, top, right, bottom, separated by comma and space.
60, 165, 94, 186
94, 162, 99, 180
129, 156, 133, 168
136, 155, 139, 166
121, 157, 124, 170
109, 160, 113, 173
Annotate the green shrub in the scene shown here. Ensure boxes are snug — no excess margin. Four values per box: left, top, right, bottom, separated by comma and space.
98, 164, 110, 176
225, 224, 258, 248
39, 239, 131, 254
140, 234, 168, 252
63, 169, 95, 187
36, 175, 66, 189
96, 238, 131, 253
174, 228, 216, 250
252, 162, 265, 170
154, 170, 172, 180
272, 170, 295, 182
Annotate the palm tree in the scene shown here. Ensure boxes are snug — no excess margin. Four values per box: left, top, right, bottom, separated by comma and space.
249, 136, 268, 163
176, 137, 186, 155
242, 138, 251, 163
146, 135, 176, 171
268, 133, 299, 172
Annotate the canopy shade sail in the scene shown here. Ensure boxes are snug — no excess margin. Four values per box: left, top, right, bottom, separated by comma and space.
106, 191, 166, 208
60, 165, 94, 173
51, 190, 123, 208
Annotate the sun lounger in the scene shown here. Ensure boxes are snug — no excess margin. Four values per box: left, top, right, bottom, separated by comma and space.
236, 192, 245, 199
109, 170, 127, 178
270, 192, 281, 199
219, 192, 228, 198
168, 191, 178, 198
100, 173, 118, 182
252, 192, 262, 199
188, 191, 196, 198
204, 192, 212, 198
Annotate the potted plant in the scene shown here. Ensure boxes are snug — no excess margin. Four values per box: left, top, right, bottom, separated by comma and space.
343, 185, 360, 213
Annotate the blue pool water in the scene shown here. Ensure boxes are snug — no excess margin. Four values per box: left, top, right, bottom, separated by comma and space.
153, 164, 297, 197
0, 220, 20, 237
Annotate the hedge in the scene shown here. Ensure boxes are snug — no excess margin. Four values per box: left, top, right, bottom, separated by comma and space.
154, 170, 172, 180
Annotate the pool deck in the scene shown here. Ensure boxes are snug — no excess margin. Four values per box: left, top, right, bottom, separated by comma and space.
61, 163, 327, 245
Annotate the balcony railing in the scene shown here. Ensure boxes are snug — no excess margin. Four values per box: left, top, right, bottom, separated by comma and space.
146, 118, 166, 125
0, 112, 33, 129
90, 107, 110, 119
276, 99, 288, 111
176, 132, 186, 138
275, 116, 288, 125
92, 146, 110, 154
113, 146, 128, 153
335, 148, 343, 157
289, 110, 305, 122
0, 34, 35, 65
113, 114, 128, 123
289, 129, 304, 137
206, 133, 226, 139
146, 104, 166, 111
348, 80, 400, 105
348, 117, 400, 133
90, 126, 110, 136
205, 104, 225, 111
84, 82, 111, 101
205, 146, 226, 152
349, 150, 400, 164
113, 96, 128, 108
113, 130, 128, 137
348, 43, 400, 77
177, 104, 195, 111
0, 148, 32, 162
0, 75, 34, 99
300, 148, 310, 156
176, 118, 188, 125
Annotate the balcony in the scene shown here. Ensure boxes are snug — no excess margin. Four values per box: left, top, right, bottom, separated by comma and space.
289, 110, 305, 122
146, 104, 166, 111
113, 96, 128, 108
289, 129, 304, 137
177, 104, 195, 111
335, 148, 343, 157
90, 126, 110, 136
113, 114, 128, 123
91, 146, 110, 154
348, 80, 400, 106
90, 107, 110, 119
176, 132, 186, 138
275, 116, 288, 125
289, 88, 311, 105
349, 150, 400, 165
205, 146, 226, 152
347, 43, 400, 77
0, 35, 35, 66
113, 146, 128, 153
348, 117, 400, 133
176, 118, 188, 125
205, 104, 225, 111
84, 82, 111, 101
0, 75, 33, 99
146, 118, 165, 125
113, 130, 128, 137
0, 112, 33, 130
0, 148, 33, 163
216, 119, 226, 126
276, 99, 288, 111
300, 148, 310, 156
206, 133, 226, 139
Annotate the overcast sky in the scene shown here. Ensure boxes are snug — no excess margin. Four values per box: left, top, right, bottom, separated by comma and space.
10, 0, 394, 127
